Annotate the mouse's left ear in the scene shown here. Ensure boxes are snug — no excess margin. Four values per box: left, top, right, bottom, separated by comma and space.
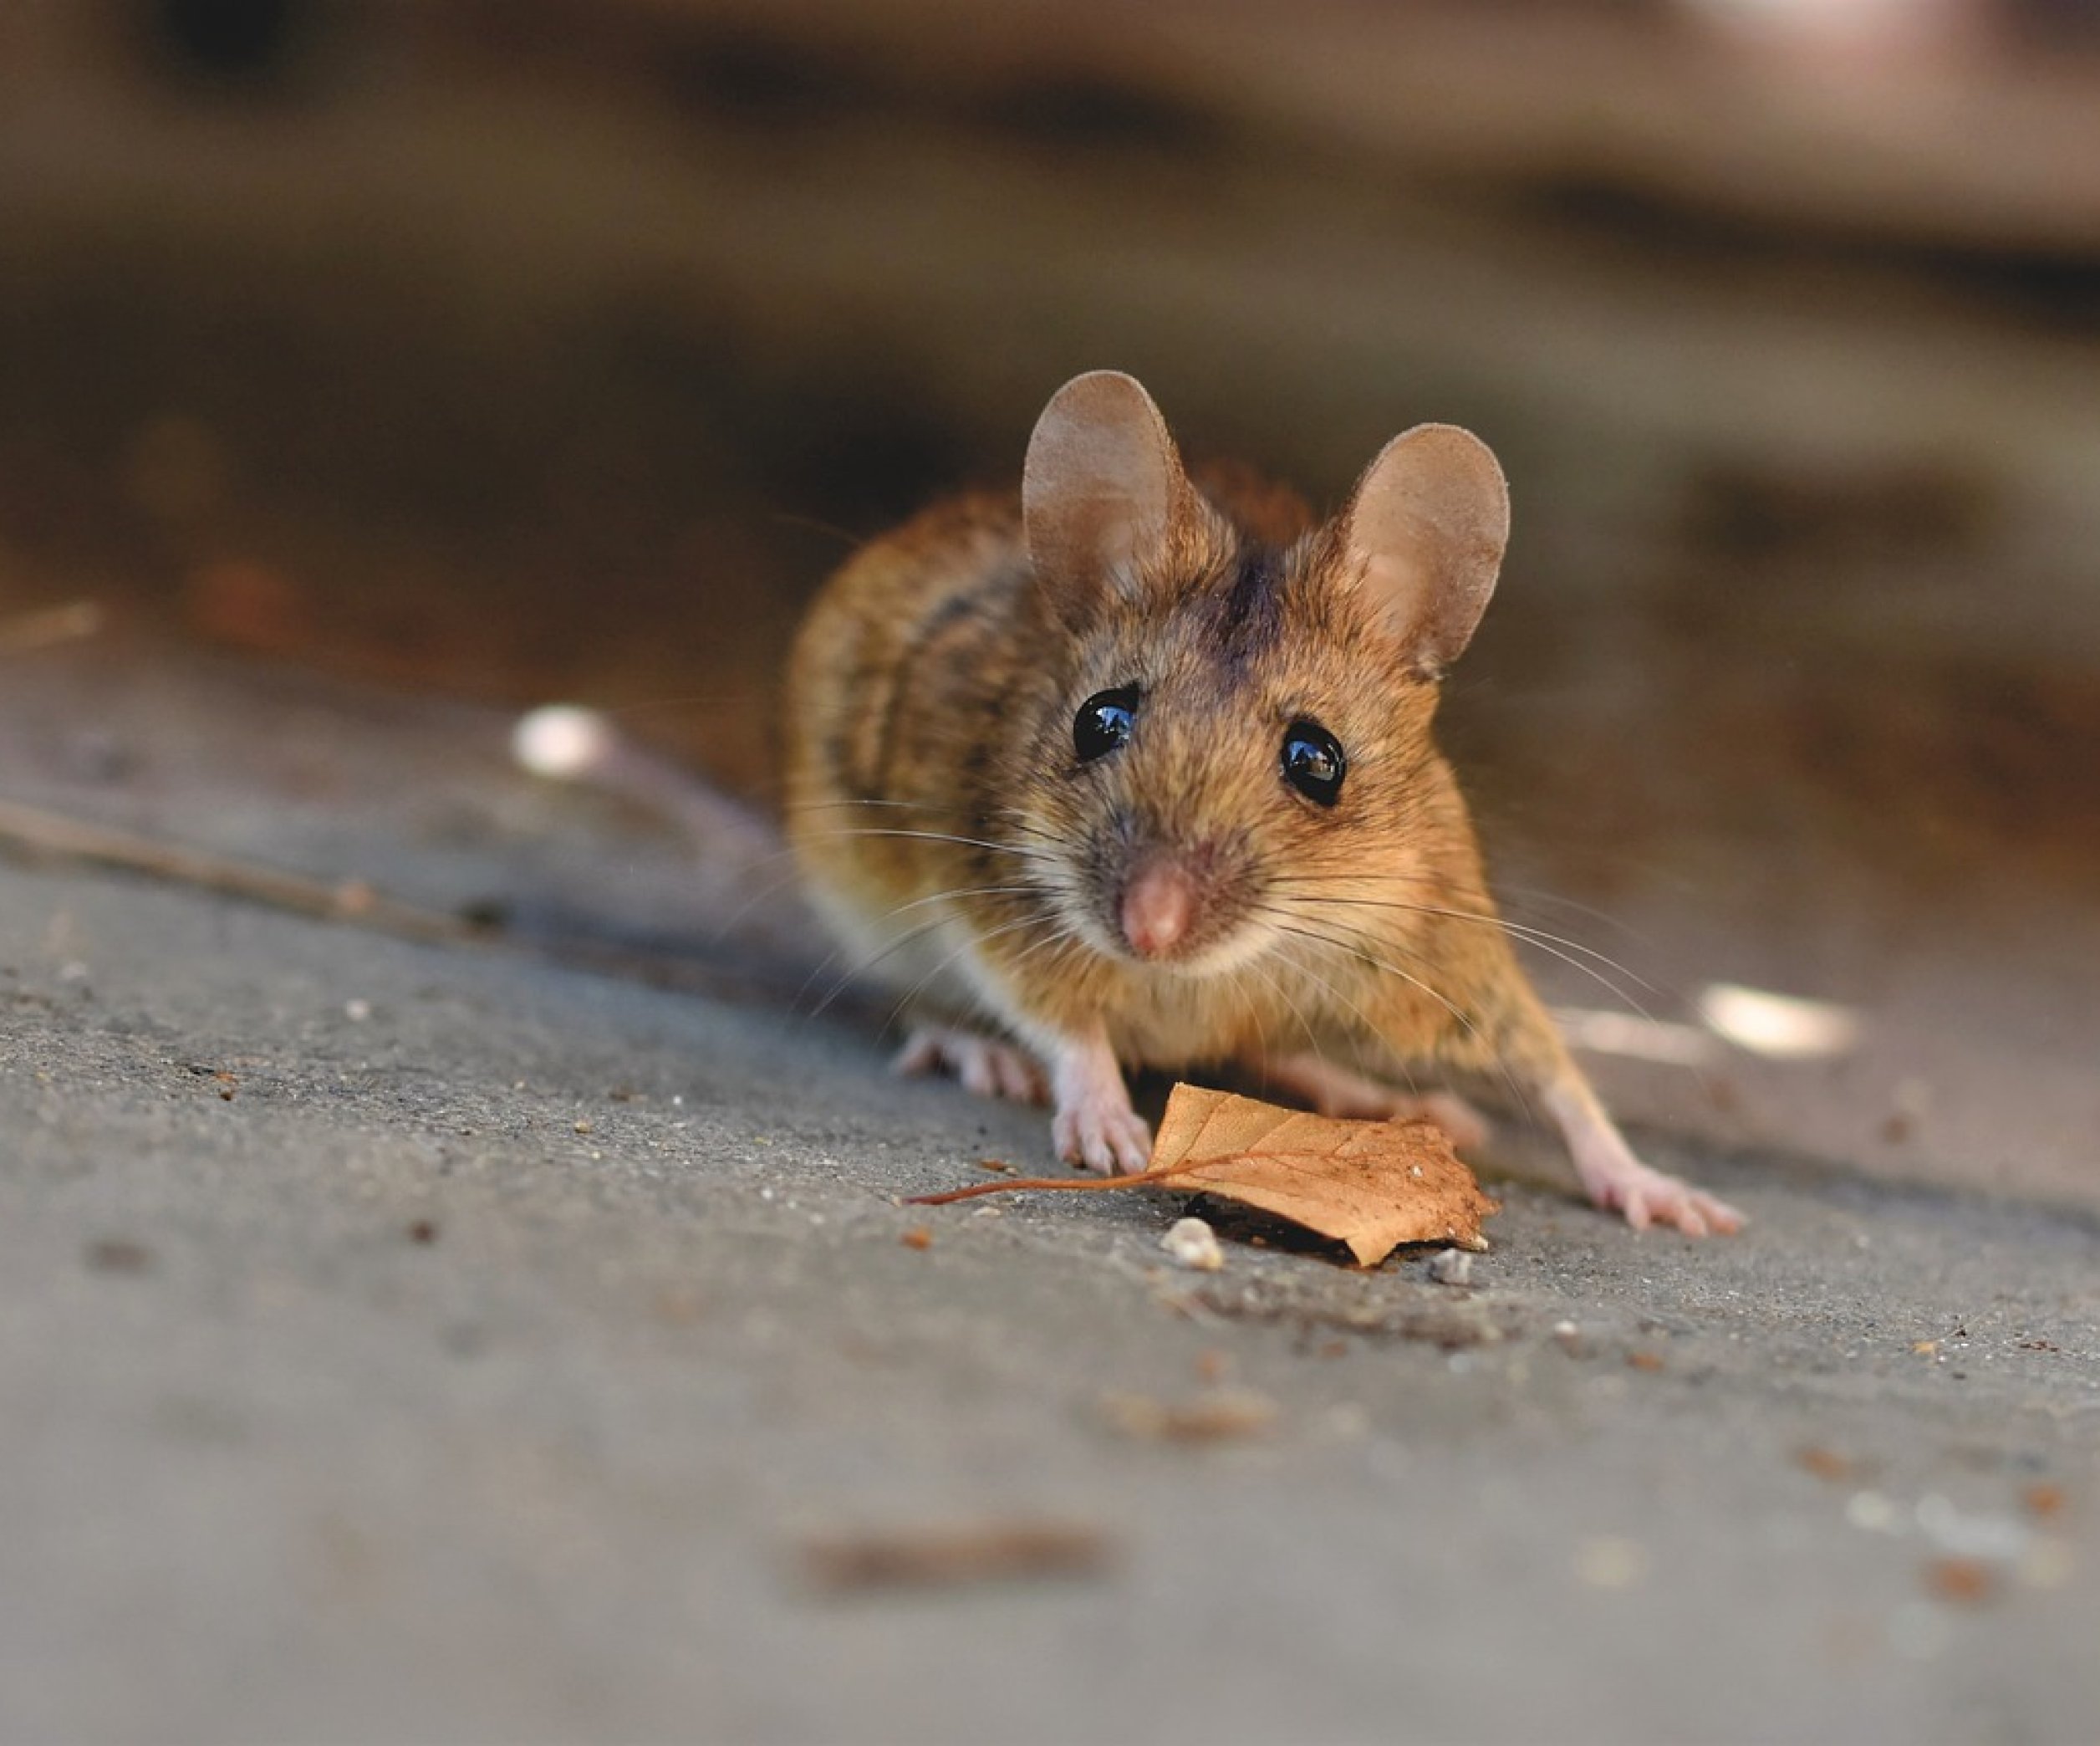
1341, 424, 1509, 677
1023, 370, 1193, 619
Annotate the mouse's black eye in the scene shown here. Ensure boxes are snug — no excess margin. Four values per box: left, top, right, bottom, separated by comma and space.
1073, 687, 1139, 763
1282, 720, 1346, 806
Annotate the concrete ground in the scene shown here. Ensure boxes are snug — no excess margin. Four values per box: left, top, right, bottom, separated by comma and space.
3, 641, 2097, 1744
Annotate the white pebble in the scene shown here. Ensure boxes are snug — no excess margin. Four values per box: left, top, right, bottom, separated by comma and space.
1846, 1490, 1903, 1534
1160, 1216, 1225, 1271
1427, 1248, 1475, 1287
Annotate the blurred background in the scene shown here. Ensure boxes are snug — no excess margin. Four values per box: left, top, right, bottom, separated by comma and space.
2, 0, 2096, 1199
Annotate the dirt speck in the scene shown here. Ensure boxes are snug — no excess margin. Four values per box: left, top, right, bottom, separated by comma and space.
1924, 1558, 1997, 1605
1796, 1446, 1856, 1483
84, 1238, 154, 1274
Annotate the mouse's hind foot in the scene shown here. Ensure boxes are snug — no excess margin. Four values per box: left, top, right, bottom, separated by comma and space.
1254, 1051, 1491, 1150
893, 1025, 1049, 1106
1542, 1076, 1744, 1238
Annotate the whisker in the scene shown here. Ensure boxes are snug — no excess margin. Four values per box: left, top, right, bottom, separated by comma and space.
1263, 917, 1475, 1038
788, 824, 1058, 865
881, 911, 1078, 1042
1261, 915, 1532, 1121
1267, 880, 1650, 987
770, 508, 869, 549
986, 805, 1082, 849
788, 799, 1070, 853
1265, 942, 1431, 1105
784, 797, 937, 813
1491, 881, 1658, 943
798, 878, 1059, 1018
1265, 880, 1659, 1013
798, 906, 979, 1024
568, 692, 768, 722
1241, 954, 1323, 1074
710, 833, 1039, 935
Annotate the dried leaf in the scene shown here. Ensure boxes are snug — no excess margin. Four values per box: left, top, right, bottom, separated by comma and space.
1144, 1085, 1497, 1266
906, 1082, 1497, 1267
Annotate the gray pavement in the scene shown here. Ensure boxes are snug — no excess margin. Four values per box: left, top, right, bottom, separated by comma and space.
3, 650, 2097, 1743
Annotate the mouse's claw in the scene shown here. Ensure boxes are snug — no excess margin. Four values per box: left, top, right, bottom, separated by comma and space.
1053, 1097, 1154, 1176
1591, 1161, 1745, 1238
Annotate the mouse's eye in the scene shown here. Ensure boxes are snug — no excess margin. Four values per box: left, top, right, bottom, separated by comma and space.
1282, 720, 1346, 806
1073, 687, 1139, 763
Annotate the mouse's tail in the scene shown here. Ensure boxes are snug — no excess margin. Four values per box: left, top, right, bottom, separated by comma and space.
512, 704, 812, 949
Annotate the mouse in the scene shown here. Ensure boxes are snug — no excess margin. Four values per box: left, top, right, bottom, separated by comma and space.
777, 370, 1741, 1236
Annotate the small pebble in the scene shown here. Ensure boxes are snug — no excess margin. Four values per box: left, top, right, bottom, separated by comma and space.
1847, 1490, 1902, 1534
1159, 1217, 1224, 1271
1426, 1248, 1474, 1287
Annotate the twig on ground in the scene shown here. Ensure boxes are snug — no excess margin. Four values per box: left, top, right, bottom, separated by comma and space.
798, 1519, 1114, 1594
0, 795, 479, 944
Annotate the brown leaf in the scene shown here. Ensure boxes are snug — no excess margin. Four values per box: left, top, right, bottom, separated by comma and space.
1144, 1085, 1497, 1267
906, 1083, 1497, 1267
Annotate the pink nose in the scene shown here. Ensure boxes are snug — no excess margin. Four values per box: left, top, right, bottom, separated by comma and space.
1120, 860, 1196, 958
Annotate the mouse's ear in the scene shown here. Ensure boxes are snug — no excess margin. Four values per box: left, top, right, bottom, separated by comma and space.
1341, 424, 1509, 676
1023, 370, 1190, 613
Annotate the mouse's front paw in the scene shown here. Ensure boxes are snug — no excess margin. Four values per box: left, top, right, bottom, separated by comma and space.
1053, 1097, 1154, 1177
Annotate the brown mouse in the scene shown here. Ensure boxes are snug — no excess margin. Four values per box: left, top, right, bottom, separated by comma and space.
781, 370, 1741, 1236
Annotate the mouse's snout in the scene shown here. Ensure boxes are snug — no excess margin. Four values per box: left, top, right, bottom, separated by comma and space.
1114, 838, 1246, 963
1119, 855, 1195, 958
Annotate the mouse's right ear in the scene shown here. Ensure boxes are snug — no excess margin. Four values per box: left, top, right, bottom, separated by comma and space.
1023, 370, 1190, 615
